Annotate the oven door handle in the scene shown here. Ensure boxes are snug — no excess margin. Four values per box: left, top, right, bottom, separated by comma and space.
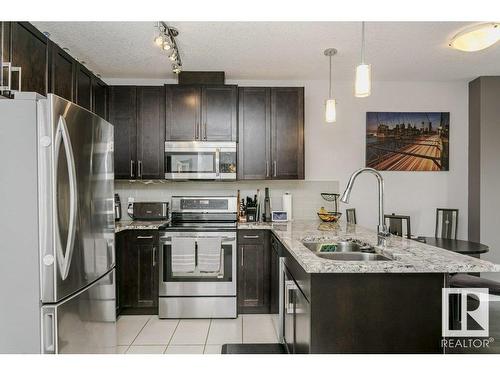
160, 236, 236, 244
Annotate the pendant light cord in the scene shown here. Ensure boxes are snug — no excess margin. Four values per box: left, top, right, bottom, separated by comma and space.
329, 54, 333, 98
361, 21, 365, 64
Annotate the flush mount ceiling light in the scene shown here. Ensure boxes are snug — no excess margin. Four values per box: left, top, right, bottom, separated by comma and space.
324, 48, 337, 123
449, 22, 500, 52
154, 21, 183, 74
355, 22, 372, 98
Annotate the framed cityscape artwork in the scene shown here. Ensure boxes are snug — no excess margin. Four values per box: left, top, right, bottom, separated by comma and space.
366, 112, 450, 171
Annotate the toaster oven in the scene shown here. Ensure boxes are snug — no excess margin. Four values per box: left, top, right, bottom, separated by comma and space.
132, 202, 169, 221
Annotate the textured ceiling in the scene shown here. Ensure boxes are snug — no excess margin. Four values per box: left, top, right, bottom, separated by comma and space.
32, 21, 500, 81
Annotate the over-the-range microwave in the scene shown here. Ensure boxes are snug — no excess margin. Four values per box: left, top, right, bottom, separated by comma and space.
164, 141, 237, 180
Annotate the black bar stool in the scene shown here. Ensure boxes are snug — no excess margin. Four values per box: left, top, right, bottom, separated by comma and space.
435, 208, 459, 239
345, 208, 357, 224
384, 213, 411, 239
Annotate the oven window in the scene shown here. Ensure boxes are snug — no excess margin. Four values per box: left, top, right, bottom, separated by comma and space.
165, 152, 216, 173
163, 243, 233, 283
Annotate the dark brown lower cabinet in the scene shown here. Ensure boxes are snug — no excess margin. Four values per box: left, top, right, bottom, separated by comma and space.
237, 230, 271, 314
117, 230, 159, 315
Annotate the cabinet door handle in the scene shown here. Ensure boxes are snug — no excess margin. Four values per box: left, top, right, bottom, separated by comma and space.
266, 161, 269, 178
243, 235, 260, 239
136, 235, 153, 239
130, 160, 135, 178
138, 160, 142, 179
241, 247, 244, 267
152, 247, 157, 267
273, 161, 277, 177
203, 122, 207, 140
11, 66, 22, 92
194, 122, 198, 140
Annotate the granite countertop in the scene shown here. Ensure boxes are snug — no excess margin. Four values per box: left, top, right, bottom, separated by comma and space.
238, 220, 500, 274
115, 220, 168, 233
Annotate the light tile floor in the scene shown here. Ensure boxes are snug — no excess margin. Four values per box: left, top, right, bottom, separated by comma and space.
117, 314, 279, 354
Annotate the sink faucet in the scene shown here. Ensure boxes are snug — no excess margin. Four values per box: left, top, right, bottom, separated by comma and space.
340, 167, 390, 247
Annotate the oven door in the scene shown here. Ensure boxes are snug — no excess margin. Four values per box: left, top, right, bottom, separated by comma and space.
164, 141, 236, 180
159, 232, 236, 296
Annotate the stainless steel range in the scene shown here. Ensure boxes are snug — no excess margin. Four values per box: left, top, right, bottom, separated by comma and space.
158, 196, 237, 318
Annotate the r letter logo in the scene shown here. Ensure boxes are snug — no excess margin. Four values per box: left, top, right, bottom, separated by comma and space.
442, 288, 489, 337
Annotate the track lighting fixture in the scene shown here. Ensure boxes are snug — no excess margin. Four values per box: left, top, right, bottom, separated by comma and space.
154, 21, 183, 74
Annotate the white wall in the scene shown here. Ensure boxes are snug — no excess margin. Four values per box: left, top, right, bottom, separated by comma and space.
107, 77, 469, 238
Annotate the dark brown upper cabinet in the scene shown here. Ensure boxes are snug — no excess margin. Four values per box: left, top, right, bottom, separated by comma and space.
202, 85, 237, 141
238, 87, 271, 179
109, 86, 137, 179
238, 87, 304, 180
165, 84, 237, 141
2, 22, 107, 115
271, 87, 304, 179
48, 41, 75, 102
136, 86, 165, 179
75, 63, 92, 110
165, 85, 200, 141
109, 85, 165, 180
9, 22, 48, 95
92, 77, 108, 120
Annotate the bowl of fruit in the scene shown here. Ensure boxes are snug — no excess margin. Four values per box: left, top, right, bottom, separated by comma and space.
317, 207, 342, 223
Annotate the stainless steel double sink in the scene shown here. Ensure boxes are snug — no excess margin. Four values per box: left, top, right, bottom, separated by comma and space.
301, 239, 392, 261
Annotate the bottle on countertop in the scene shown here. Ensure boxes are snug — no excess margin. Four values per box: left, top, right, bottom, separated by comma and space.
263, 187, 271, 222
127, 197, 134, 219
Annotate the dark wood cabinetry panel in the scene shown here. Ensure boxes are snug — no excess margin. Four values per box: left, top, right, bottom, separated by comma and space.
237, 230, 271, 314
238, 87, 271, 179
117, 230, 159, 315
109, 86, 137, 179
92, 78, 108, 120
75, 63, 92, 110
202, 85, 237, 141
48, 42, 75, 102
270, 234, 281, 314
271, 87, 304, 179
10, 22, 48, 95
165, 85, 201, 141
238, 86, 304, 180
136, 86, 165, 179
1, 22, 12, 94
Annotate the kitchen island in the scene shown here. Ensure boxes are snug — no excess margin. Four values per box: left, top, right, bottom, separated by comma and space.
238, 220, 499, 354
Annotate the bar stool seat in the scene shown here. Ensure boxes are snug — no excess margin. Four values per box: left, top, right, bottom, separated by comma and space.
450, 274, 500, 296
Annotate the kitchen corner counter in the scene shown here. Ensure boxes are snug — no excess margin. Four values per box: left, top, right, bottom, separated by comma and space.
115, 220, 168, 233
239, 219, 500, 274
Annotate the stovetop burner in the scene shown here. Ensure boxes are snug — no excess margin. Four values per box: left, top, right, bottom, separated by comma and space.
162, 196, 238, 232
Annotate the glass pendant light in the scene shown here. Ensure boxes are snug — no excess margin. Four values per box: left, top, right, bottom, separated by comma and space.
355, 22, 372, 98
449, 23, 500, 52
324, 48, 337, 123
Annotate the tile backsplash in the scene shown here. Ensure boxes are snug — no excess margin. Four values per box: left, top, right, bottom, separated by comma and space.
115, 180, 339, 221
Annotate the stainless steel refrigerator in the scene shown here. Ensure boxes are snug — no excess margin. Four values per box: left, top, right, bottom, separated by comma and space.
0, 93, 116, 353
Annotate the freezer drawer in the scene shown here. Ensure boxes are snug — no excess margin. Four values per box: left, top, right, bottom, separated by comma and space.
41, 269, 117, 354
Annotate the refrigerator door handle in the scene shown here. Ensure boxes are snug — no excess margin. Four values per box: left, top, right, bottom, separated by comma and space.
54, 115, 78, 280
42, 311, 56, 354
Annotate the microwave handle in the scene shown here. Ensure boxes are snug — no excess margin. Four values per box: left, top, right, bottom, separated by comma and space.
215, 148, 220, 177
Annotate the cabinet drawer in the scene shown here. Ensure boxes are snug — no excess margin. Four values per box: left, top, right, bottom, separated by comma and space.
238, 230, 265, 244
129, 230, 158, 244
